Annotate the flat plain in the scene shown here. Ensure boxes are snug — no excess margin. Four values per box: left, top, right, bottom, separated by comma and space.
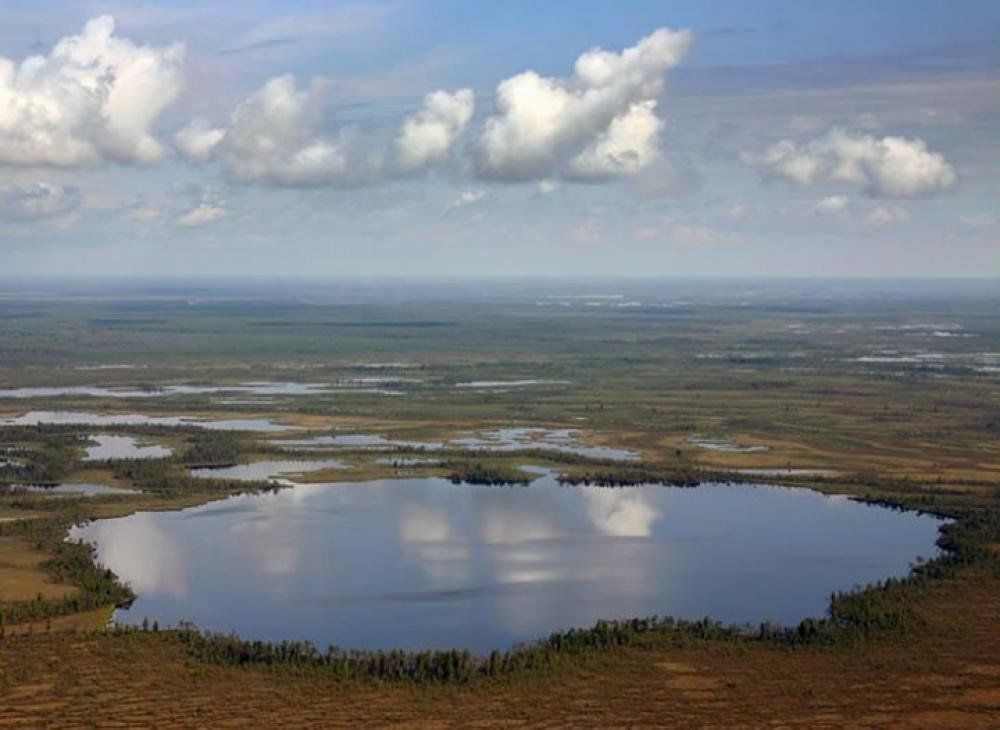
0, 278, 998, 726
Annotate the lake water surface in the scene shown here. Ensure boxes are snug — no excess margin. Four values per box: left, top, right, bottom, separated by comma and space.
20, 483, 140, 497
71, 473, 945, 654
1, 411, 295, 432
190, 459, 347, 482
84, 435, 172, 461
274, 427, 638, 461
0, 382, 332, 399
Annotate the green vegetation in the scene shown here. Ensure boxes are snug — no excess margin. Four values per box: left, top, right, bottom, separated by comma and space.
0, 429, 81, 484
175, 615, 736, 682
445, 460, 533, 485
181, 431, 248, 467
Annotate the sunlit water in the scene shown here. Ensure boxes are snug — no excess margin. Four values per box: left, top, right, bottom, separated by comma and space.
0, 411, 295, 432
19, 483, 140, 497
70, 473, 945, 654
275, 434, 445, 450
274, 427, 639, 461
189, 459, 347, 482
0, 382, 332, 399
84, 435, 172, 461
450, 428, 639, 461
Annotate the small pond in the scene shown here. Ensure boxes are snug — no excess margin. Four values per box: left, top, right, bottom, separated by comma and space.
190, 459, 347, 482
84, 435, 173, 461
19, 483, 140, 498
0, 382, 332, 399
1, 411, 296, 432
455, 380, 571, 389
274, 428, 638, 461
689, 437, 768, 453
70, 473, 945, 654
275, 434, 444, 451
450, 428, 639, 461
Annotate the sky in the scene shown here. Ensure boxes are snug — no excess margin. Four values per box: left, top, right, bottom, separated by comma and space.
0, 0, 997, 277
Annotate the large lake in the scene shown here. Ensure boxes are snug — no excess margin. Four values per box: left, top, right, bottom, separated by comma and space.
70, 473, 945, 654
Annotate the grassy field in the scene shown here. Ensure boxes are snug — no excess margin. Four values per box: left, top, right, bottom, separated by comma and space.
0, 278, 998, 724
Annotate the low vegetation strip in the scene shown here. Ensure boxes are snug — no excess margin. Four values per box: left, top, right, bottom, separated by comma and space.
175, 616, 737, 682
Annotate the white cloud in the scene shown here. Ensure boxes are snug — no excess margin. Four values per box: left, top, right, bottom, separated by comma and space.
174, 119, 225, 163
866, 203, 909, 226
476, 27, 691, 181
0, 182, 81, 222
216, 75, 373, 187
172, 27, 694, 190
744, 128, 956, 198
176, 203, 226, 227
448, 189, 486, 210
568, 100, 663, 180
394, 89, 474, 172
0, 15, 184, 167
813, 195, 849, 215
178, 75, 474, 186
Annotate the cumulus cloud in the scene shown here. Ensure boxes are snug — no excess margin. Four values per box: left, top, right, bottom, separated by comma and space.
475, 27, 691, 181
214, 75, 372, 187
866, 203, 909, 226
0, 182, 82, 222
176, 203, 226, 227
813, 195, 849, 215
568, 100, 663, 180
0, 15, 184, 167
743, 128, 957, 198
173, 27, 693, 189
174, 119, 225, 163
394, 89, 474, 172
178, 75, 474, 186
448, 189, 486, 210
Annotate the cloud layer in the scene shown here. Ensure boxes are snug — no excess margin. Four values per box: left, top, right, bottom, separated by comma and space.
0, 16, 184, 167
744, 128, 957, 198
176, 27, 690, 188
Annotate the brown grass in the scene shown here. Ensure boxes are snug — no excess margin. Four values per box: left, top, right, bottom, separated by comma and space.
0, 537, 77, 603
0, 566, 997, 727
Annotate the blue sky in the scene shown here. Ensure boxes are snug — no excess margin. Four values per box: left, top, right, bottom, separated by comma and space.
0, 1, 997, 276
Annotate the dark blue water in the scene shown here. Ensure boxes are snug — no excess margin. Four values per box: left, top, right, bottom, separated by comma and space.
70, 474, 945, 653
